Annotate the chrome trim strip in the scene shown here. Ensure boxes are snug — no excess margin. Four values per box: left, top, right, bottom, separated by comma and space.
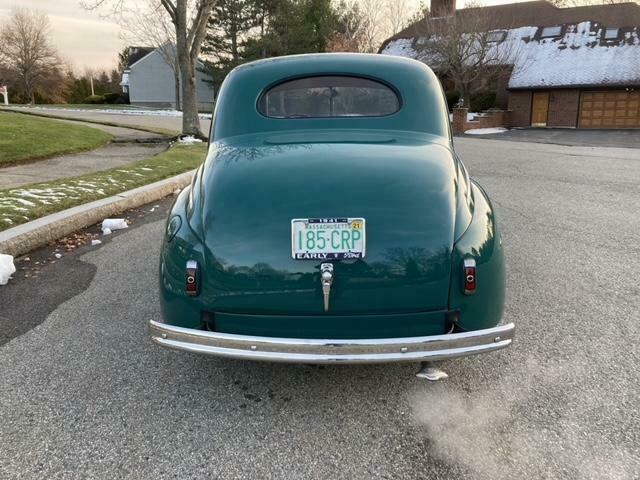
149, 320, 515, 364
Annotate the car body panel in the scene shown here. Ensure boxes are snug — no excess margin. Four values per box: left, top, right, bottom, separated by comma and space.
156, 53, 509, 357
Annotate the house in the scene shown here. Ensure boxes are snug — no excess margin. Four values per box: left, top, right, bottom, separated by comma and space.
119, 45, 215, 111
380, 0, 640, 129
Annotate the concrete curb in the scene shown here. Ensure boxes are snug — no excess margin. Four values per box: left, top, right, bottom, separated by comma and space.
0, 170, 195, 257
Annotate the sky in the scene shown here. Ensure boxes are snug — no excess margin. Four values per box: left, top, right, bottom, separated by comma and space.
0, 0, 534, 72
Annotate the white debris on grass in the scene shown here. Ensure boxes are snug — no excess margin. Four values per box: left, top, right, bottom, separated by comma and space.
465, 127, 509, 135
101, 218, 128, 234
91, 239, 102, 246
178, 135, 204, 144
0, 253, 16, 285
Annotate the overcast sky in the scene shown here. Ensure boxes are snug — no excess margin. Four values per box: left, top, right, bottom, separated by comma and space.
0, 0, 532, 72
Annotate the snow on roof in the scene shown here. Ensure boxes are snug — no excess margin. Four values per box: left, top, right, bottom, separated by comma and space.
509, 22, 640, 88
381, 22, 640, 89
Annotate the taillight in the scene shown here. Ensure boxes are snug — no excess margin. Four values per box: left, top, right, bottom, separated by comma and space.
186, 260, 199, 297
463, 258, 476, 295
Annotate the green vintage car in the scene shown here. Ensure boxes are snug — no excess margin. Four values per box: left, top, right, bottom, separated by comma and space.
149, 53, 514, 376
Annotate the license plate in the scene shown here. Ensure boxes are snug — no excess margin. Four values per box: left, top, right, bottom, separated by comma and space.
291, 218, 366, 260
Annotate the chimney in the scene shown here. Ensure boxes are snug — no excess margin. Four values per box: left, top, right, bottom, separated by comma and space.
431, 0, 456, 17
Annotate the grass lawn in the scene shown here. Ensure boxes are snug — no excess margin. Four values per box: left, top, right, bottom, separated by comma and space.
0, 143, 206, 231
0, 112, 112, 166
3, 108, 180, 137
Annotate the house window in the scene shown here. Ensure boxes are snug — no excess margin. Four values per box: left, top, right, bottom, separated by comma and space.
604, 27, 619, 40
540, 26, 562, 38
487, 30, 507, 42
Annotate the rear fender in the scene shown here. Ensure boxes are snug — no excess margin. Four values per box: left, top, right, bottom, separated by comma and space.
449, 182, 505, 331
159, 185, 207, 329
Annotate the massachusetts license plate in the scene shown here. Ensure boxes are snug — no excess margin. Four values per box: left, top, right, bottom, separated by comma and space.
291, 218, 366, 260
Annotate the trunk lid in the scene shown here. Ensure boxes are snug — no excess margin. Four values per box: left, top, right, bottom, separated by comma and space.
198, 131, 457, 316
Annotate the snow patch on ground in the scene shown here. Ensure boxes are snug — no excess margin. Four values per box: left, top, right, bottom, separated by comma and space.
0, 253, 16, 285
465, 127, 509, 135
449, 112, 479, 122
178, 135, 203, 144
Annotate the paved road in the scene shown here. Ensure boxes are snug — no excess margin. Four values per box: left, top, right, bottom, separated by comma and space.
1, 137, 639, 479
461, 127, 640, 149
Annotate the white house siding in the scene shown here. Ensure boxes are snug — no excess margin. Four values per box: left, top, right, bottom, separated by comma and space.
128, 49, 215, 111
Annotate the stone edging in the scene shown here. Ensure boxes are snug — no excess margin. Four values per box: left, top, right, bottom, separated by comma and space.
0, 170, 195, 257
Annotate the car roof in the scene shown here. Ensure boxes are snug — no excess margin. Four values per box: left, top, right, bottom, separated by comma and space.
211, 53, 451, 142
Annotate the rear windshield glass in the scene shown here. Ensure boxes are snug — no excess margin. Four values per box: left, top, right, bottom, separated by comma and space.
258, 76, 400, 118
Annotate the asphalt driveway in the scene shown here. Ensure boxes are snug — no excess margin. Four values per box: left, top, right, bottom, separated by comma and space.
462, 127, 640, 149
1, 137, 639, 479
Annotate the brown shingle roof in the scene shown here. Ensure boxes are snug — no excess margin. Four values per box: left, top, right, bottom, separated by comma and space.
382, 0, 640, 49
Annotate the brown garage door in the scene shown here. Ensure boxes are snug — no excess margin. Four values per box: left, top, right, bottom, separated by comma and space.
579, 90, 640, 128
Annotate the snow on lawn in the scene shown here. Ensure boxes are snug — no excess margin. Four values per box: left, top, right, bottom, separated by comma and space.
0, 253, 16, 285
0, 157, 185, 228
12, 105, 212, 119
465, 127, 508, 135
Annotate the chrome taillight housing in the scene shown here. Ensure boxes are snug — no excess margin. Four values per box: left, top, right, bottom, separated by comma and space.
463, 258, 477, 295
186, 260, 199, 297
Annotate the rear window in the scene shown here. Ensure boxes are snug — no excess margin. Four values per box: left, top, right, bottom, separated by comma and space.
258, 76, 400, 118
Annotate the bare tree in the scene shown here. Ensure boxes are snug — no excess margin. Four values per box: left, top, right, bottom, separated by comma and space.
356, 0, 417, 53
327, 0, 367, 52
385, 0, 410, 37
0, 9, 65, 104
84, 0, 217, 137
413, 3, 521, 107
359, 0, 388, 52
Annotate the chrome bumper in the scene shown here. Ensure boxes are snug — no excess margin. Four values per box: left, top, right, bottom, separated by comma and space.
148, 320, 515, 364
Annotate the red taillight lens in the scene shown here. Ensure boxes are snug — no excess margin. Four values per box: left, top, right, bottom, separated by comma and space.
463, 258, 476, 295
186, 260, 199, 297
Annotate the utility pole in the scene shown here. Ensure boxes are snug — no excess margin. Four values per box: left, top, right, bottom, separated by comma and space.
90, 77, 95, 96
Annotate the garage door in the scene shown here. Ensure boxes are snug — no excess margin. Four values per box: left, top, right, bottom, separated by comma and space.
579, 91, 640, 128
